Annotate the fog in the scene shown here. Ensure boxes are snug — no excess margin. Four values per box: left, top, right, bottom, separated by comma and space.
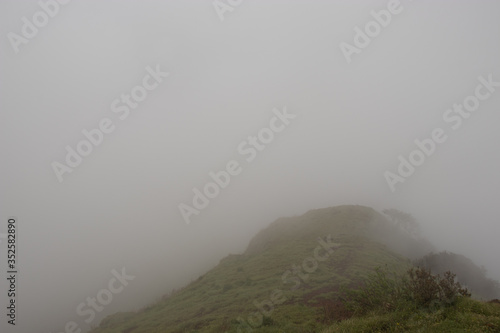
1, 0, 499, 332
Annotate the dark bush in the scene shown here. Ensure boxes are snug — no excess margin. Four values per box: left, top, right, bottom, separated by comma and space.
415, 251, 500, 299
341, 266, 471, 315
406, 267, 470, 308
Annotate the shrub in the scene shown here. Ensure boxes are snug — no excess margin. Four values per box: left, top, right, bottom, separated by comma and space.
415, 251, 500, 299
406, 267, 471, 308
341, 266, 471, 316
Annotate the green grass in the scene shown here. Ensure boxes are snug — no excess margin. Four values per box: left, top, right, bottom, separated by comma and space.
88, 205, 500, 333
322, 297, 500, 333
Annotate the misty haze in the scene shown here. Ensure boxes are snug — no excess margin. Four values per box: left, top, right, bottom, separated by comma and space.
1, 0, 500, 332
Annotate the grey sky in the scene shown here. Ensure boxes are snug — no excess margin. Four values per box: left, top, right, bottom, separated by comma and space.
1, 0, 499, 332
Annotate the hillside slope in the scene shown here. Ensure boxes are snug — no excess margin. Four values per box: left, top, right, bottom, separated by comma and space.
90, 205, 419, 333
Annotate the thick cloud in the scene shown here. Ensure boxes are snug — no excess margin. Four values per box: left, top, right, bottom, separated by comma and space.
0, 1, 499, 332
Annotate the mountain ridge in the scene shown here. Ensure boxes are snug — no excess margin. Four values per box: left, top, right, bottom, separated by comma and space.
89, 205, 499, 333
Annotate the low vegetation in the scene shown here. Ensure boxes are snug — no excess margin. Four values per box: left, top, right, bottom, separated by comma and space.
326, 267, 500, 333
415, 251, 500, 300
87, 206, 500, 333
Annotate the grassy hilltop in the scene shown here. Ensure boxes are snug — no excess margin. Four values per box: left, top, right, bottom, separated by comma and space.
89, 205, 500, 333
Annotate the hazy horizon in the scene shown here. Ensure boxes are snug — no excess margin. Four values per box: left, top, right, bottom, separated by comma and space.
1, 0, 499, 332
